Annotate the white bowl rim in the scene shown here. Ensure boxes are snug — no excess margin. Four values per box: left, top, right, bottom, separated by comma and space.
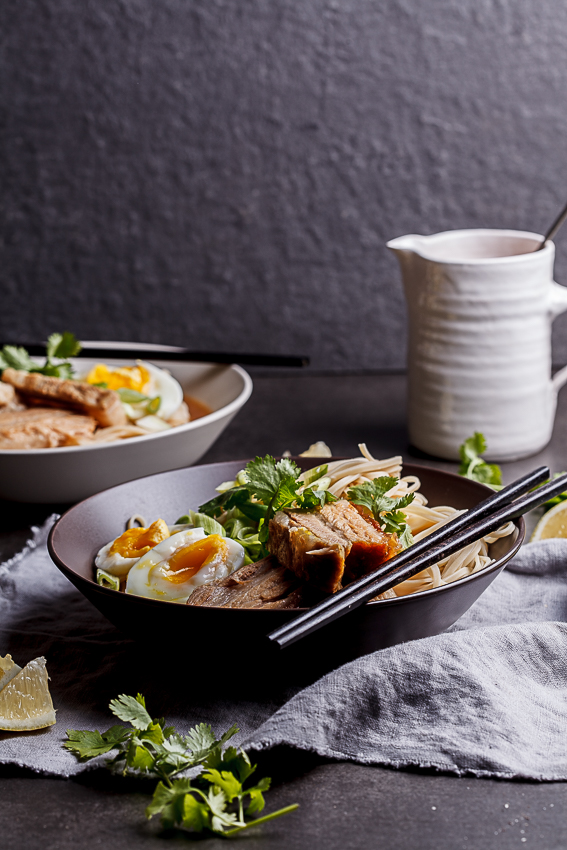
0, 361, 253, 456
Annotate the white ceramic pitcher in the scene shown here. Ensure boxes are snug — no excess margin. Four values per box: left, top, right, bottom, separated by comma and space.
387, 229, 567, 461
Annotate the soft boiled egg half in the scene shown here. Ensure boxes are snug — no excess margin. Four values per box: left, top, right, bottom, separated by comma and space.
85, 360, 184, 427
95, 519, 171, 577
125, 528, 245, 603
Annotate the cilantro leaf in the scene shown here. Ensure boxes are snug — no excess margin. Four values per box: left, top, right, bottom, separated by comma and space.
470, 462, 502, 486
397, 523, 414, 550
184, 722, 217, 758
151, 734, 191, 774
64, 725, 129, 759
0, 345, 36, 372
347, 477, 415, 549
207, 786, 242, 831
216, 747, 256, 784
40, 361, 75, 379
300, 486, 337, 511
0, 333, 81, 378
458, 432, 502, 488
459, 431, 487, 463
109, 693, 152, 730
199, 487, 267, 522
200, 456, 337, 557
138, 720, 165, 746
181, 794, 210, 832
147, 779, 196, 828
127, 742, 155, 772
65, 693, 297, 837
245, 455, 301, 504
201, 768, 242, 802
347, 476, 399, 513
46, 331, 82, 359
246, 776, 271, 814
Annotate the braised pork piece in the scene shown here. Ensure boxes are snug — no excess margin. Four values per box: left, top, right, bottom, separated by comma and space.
188, 556, 309, 609
188, 500, 401, 609
268, 499, 400, 593
1, 368, 127, 427
0, 407, 98, 449
0, 382, 18, 408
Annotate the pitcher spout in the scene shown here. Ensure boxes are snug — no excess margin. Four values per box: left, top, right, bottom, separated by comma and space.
386, 234, 424, 256
386, 234, 426, 281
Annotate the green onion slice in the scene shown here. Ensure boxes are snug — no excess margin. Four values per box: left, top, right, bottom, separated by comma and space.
96, 569, 121, 592
301, 464, 329, 487
174, 510, 226, 536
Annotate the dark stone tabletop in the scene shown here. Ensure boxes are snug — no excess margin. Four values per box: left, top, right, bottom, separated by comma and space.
3, 371, 567, 850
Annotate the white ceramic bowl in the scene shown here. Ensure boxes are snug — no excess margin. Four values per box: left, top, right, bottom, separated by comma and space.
0, 352, 252, 503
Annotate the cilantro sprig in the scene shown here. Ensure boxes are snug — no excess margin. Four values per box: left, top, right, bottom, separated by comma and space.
65, 693, 297, 837
198, 455, 337, 555
346, 476, 415, 549
458, 432, 502, 489
0, 332, 82, 379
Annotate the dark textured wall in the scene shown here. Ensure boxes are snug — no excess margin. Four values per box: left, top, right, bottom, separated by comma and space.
2, 0, 567, 370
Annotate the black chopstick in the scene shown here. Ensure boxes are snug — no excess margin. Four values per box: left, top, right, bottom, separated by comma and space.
268, 466, 559, 649
3, 342, 309, 369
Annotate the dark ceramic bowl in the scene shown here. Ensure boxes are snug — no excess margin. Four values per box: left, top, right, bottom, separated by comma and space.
48, 460, 525, 667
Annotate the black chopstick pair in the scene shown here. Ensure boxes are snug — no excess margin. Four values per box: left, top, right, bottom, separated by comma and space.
4, 343, 309, 369
268, 466, 567, 650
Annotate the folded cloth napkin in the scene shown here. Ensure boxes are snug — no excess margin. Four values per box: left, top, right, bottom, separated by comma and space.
1, 517, 567, 780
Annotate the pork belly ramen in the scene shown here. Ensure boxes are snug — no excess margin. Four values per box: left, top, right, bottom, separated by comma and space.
0, 357, 211, 449
93, 445, 515, 608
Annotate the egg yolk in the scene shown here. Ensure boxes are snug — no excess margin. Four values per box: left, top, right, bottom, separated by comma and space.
163, 535, 229, 584
86, 363, 151, 393
109, 519, 170, 559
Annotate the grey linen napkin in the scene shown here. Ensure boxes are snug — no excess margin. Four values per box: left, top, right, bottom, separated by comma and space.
1, 517, 567, 780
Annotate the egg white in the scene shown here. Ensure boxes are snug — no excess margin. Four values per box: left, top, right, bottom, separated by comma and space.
141, 361, 183, 420
95, 518, 175, 577
125, 528, 245, 603
95, 542, 142, 577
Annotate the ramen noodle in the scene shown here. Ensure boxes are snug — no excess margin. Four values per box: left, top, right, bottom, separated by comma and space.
317, 444, 515, 596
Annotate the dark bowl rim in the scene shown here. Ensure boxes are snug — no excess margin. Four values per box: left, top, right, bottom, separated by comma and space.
48, 459, 526, 613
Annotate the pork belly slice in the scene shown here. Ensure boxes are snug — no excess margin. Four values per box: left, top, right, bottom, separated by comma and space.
268, 499, 400, 593
0, 383, 16, 407
320, 501, 401, 582
268, 511, 346, 595
0, 382, 25, 413
0, 407, 97, 449
1, 368, 127, 427
187, 556, 306, 609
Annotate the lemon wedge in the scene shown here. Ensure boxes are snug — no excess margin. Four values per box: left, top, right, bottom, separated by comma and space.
0, 656, 56, 731
531, 501, 567, 541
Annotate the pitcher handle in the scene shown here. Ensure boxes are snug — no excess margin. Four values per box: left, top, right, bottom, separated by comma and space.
548, 280, 567, 320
